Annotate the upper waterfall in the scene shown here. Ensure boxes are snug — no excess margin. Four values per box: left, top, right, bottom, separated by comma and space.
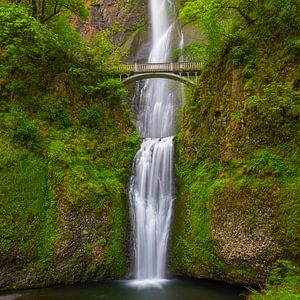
133, 0, 181, 139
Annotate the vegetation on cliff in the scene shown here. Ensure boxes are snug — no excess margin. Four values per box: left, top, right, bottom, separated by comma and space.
1, 0, 300, 296
0, 2, 139, 289
250, 260, 300, 299
171, 0, 300, 297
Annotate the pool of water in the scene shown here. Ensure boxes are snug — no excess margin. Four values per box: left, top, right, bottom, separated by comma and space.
0, 278, 248, 300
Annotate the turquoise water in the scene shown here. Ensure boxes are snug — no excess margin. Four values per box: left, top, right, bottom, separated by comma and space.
0, 278, 248, 300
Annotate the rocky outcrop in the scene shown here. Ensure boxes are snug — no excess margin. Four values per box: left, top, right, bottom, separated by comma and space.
75, 1, 204, 62
76, 0, 148, 45
211, 204, 282, 283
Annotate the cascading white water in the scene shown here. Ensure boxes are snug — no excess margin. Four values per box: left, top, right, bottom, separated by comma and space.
130, 137, 175, 281
134, 0, 178, 139
129, 0, 183, 285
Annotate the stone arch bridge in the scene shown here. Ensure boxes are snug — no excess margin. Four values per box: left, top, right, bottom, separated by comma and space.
109, 62, 202, 86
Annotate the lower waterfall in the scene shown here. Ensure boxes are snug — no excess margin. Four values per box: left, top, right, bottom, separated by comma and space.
129, 137, 175, 281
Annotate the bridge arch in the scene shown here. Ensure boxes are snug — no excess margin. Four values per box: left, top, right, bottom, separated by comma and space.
121, 73, 195, 86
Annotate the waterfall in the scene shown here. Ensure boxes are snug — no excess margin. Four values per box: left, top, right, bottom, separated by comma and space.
129, 0, 183, 285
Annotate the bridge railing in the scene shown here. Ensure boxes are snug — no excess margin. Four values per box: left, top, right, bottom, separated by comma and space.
109, 62, 202, 74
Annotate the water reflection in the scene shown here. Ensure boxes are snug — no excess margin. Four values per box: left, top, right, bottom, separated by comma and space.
0, 278, 247, 300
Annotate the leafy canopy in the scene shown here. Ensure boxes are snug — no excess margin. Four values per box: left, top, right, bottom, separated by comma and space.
7, 0, 88, 23
180, 0, 300, 64
0, 2, 125, 101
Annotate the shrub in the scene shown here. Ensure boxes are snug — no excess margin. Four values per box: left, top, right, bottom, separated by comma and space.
41, 96, 72, 128
250, 260, 300, 300
80, 105, 103, 129
82, 79, 126, 103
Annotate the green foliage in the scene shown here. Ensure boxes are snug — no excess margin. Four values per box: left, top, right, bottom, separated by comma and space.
80, 105, 103, 129
84, 244, 93, 254
171, 8, 300, 284
180, 0, 300, 65
99, 238, 107, 247
181, 44, 207, 63
0, 4, 48, 94
0, 3, 124, 103
0, 96, 138, 288
0, 144, 54, 258
247, 82, 299, 122
41, 96, 72, 128
249, 260, 300, 300
13, 122, 42, 149
172, 162, 228, 276
0, 1, 139, 289
230, 36, 258, 69
45, 15, 83, 52
277, 175, 300, 256
237, 149, 286, 177
243, 81, 300, 147
7, 0, 88, 23
86, 30, 124, 67
2, 107, 43, 152
82, 79, 126, 102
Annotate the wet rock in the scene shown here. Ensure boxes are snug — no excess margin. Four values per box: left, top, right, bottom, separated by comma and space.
75, 0, 148, 45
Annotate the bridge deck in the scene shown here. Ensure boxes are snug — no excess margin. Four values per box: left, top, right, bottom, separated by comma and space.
111, 62, 202, 74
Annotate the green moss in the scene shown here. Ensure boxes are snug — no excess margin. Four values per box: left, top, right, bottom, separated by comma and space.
0, 145, 51, 257
0, 1, 140, 290
171, 26, 300, 284
172, 162, 226, 275
249, 260, 300, 299
0, 94, 139, 289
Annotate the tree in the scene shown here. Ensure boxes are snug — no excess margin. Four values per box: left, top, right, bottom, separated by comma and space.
8, 0, 88, 23
0, 4, 48, 95
180, 0, 300, 64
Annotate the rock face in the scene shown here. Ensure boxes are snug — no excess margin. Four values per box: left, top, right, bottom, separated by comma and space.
170, 53, 300, 284
75, 1, 204, 62
211, 205, 282, 282
76, 0, 148, 46
182, 24, 204, 47
123, 27, 152, 62
212, 208, 279, 262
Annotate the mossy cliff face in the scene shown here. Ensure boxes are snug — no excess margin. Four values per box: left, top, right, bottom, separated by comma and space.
0, 91, 139, 290
170, 46, 300, 284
